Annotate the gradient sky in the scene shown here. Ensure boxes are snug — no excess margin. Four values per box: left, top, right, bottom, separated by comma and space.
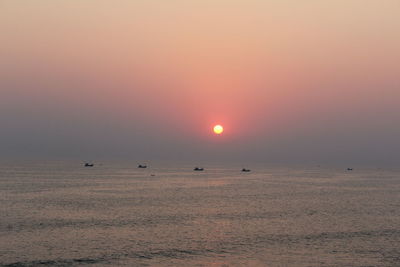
1, 0, 399, 165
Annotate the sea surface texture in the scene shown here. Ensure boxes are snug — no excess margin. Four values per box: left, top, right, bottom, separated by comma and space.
1, 162, 399, 266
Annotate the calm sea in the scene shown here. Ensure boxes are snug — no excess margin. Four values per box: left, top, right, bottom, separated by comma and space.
1, 161, 399, 266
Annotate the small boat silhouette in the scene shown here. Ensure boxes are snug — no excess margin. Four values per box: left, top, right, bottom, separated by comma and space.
194, 167, 204, 171
241, 168, 251, 172
138, 164, 147, 168
84, 163, 94, 167
347, 168, 353, 171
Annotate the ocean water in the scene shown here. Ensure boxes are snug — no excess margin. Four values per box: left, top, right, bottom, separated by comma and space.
1, 161, 399, 266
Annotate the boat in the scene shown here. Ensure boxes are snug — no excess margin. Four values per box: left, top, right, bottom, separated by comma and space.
138, 164, 147, 168
84, 163, 94, 167
241, 168, 251, 172
347, 168, 353, 171
194, 167, 204, 171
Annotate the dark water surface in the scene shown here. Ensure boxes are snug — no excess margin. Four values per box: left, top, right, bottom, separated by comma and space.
1, 162, 399, 266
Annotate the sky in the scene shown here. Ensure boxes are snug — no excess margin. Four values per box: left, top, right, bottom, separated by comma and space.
1, 0, 399, 165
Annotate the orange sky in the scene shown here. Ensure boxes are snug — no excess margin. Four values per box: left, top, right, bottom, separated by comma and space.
1, 0, 399, 163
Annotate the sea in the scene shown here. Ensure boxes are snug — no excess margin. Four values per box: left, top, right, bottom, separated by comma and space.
1, 161, 399, 266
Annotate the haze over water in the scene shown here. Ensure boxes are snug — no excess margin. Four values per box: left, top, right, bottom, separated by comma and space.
1, 1, 400, 266
1, 162, 400, 266
1, 1, 400, 164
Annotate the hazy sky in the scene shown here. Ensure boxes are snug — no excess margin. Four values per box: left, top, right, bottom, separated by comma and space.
1, 0, 399, 165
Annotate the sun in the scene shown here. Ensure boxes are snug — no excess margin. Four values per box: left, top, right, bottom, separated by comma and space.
213, 125, 224, 135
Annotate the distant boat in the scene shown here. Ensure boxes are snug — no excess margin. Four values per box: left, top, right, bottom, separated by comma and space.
194, 167, 204, 171
347, 168, 353, 171
241, 168, 251, 172
84, 163, 94, 167
138, 164, 147, 169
